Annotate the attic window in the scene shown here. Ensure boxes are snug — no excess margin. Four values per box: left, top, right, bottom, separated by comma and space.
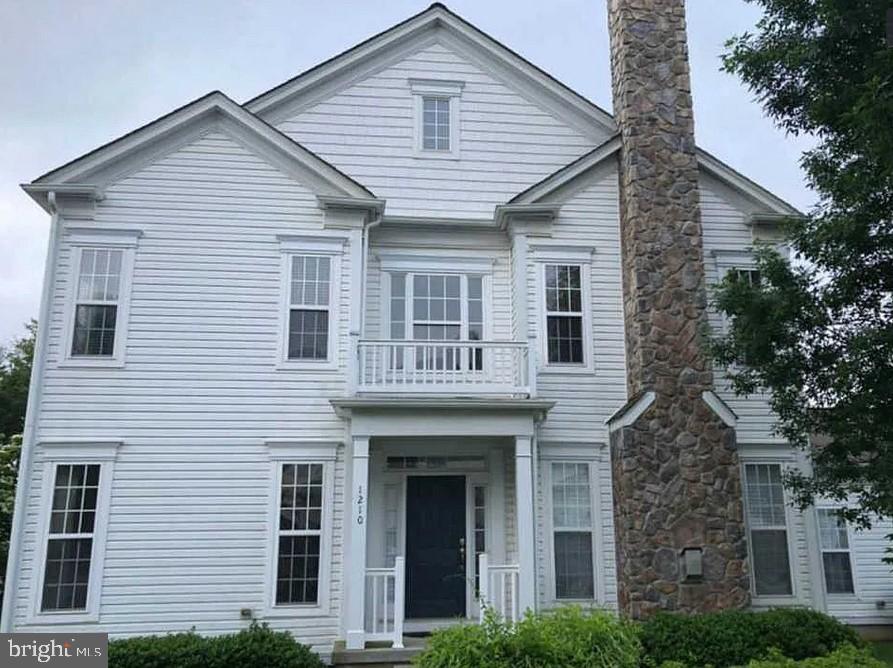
409, 78, 463, 158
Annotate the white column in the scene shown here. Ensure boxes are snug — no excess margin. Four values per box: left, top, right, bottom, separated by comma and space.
514, 435, 536, 614
510, 232, 530, 341
345, 435, 370, 649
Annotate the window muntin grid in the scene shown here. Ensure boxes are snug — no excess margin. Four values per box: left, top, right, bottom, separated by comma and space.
71, 249, 123, 357
544, 264, 584, 364
422, 97, 450, 151
743, 463, 793, 596
287, 255, 331, 360
817, 509, 855, 594
389, 273, 485, 371
41, 464, 101, 611
551, 462, 595, 599
276, 463, 325, 605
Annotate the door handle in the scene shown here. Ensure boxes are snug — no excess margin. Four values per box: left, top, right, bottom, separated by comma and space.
459, 537, 466, 567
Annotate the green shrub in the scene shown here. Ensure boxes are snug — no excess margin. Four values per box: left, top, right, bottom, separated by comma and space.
108, 622, 324, 668
744, 645, 884, 667
639, 608, 862, 668
414, 605, 641, 668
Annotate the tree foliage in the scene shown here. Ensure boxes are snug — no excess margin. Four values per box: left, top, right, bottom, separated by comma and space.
0, 321, 34, 602
0, 320, 36, 441
712, 0, 893, 529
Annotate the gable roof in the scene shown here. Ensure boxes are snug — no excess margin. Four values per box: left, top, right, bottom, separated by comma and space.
510, 133, 802, 217
244, 3, 616, 137
26, 90, 376, 211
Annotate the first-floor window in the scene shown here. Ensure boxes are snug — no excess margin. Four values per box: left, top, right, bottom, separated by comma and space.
817, 509, 855, 594
551, 462, 595, 599
276, 463, 324, 605
743, 463, 793, 596
473, 485, 486, 593
41, 464, 101, 611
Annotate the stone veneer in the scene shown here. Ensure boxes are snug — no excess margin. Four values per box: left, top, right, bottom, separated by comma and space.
606, 0, 750, 616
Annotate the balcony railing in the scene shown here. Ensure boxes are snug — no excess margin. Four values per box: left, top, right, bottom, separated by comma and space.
353, 338, 535, 396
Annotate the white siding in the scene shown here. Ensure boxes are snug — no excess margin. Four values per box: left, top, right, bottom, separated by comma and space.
275, 41, 599, 219
533, 164, 628, 444
17, 130, 351, 653
700, 178, 780, 445
826, 518, 893, 625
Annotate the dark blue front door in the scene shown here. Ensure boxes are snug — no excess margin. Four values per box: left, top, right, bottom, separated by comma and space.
405, 475, 466, 619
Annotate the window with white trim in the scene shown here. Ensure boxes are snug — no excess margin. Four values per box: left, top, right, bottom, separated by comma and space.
544, 264, 584, 365
71, 248, 123, 357
287, 255, 331, 361
40, 464, 101, 611
550, 462, 595, 599
409, 78, 462, 158
473, 485, 486, 593
817, 509, 855, 595
275, 463, 325, 605
389, 272, 484, 370
743, 463, 793, 596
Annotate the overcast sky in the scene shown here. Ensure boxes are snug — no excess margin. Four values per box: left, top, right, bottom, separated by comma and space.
0, 0, 815, 344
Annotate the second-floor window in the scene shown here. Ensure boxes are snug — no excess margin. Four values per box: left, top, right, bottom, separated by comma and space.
390, 272, 484, 369
72, 248, 123, 357
288, 255, 331, 361
544, 264, 584, 365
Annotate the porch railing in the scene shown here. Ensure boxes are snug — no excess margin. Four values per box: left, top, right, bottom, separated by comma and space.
364, 557, 405, 648
478, 553, 520, 623
353, 338, 535, 396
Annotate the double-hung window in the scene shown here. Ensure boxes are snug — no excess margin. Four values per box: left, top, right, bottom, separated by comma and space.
544, 264, 585, 365
41, 464, 100, 612
279, 236, 344, 367
743, 463, 793, 596
72, 249, 122, 357
389, 272, 485, 371
266, 442, 335, 615
33, 442, 117, 623
275, 463, 325, 605
817, 508, 855, 595
64, 230, 138, 366
288, 255, 332, 361
550, 462, 595, 599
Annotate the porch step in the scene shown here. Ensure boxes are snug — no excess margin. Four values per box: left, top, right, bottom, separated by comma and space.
331, 638, 426, 668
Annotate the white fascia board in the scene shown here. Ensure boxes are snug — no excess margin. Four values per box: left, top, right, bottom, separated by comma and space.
29, 92, 373, 201
509, 136, 621, 205
606, 391, 656, 433
696, 149, 804, 217
244, 5, 616, 137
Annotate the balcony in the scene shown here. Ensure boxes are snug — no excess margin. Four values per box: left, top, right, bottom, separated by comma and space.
353, 339, 535, 396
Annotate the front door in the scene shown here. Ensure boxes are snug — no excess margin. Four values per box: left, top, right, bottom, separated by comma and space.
405, 475, 467, 618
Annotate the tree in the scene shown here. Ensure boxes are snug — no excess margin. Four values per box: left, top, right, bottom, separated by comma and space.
0, 320, 36, 441
712, 0, 893, 537
0, 321, 35, 605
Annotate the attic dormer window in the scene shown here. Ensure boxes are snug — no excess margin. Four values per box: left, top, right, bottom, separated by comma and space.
422, 97, 451, 151
409, 79, 463, 158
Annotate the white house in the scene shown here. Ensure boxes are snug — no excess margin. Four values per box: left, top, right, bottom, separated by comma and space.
3, 2, 891, 663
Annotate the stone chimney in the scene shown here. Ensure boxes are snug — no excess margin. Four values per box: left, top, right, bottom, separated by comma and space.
606, 0, 749, 616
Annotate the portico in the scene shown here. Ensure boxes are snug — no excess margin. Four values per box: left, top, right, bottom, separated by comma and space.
332, 398, 552, 649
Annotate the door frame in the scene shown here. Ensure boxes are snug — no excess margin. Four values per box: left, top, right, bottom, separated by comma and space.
371, 444, 503, 622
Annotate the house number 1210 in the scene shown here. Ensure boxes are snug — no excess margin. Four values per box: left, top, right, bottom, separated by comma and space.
356, 485, 365, 525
